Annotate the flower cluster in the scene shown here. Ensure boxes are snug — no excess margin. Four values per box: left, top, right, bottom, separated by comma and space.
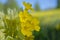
19, 2, 40, 37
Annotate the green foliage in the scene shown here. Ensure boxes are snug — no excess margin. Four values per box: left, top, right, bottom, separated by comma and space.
33, 12, 60, 40
0, 3, 4, 11
34, 21, 60, 40
3, 17, 25, 40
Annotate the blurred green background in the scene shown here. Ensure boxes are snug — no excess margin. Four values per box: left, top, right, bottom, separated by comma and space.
0, 0, 60, 40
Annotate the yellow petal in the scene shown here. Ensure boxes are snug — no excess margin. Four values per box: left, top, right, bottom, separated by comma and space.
21, 29, 32, 37
35, 26, 40, 31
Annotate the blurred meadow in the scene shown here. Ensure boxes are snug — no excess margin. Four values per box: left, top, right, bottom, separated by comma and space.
0, 0, 60, 40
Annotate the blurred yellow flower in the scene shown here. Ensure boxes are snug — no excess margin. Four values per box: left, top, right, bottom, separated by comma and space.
31, 18, 40, 25
23, 2, 32, 10
35, 26, 40, 31
25, 35, 34, 40
19, 2, 40, 37
19, 12, 27, 22
19, 10, 32, 23
19, 12, 40, 37
21, 29, 32, 37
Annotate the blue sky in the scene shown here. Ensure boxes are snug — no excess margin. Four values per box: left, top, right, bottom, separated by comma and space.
0, 0, 58, 10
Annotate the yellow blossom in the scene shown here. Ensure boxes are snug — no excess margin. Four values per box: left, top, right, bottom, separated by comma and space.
19, 2, 40, 37
25, 35, 34, 40
20, 21, 40, 37
23, 2, 32, 10
21, 29, 32, 37
21, 23, 34, 31
35, 26, 40, 31
19, 10, 33, 23
31, 18, 40, 25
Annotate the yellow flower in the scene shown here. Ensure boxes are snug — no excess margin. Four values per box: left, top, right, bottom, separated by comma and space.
23, 10, 28, 13
19, 11, 33, 23
31, 18, 40, 25
25, 35, 34, 40
19, 2, 40, 37
21, 23, 34, 31
20, 21, 40, 37
21, 29, 32, 37
23, 2, 32, 10
19, 12, 28, 22
35, 26, 40, 31
19, 13, 40, 36
19, 12, 25, 22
